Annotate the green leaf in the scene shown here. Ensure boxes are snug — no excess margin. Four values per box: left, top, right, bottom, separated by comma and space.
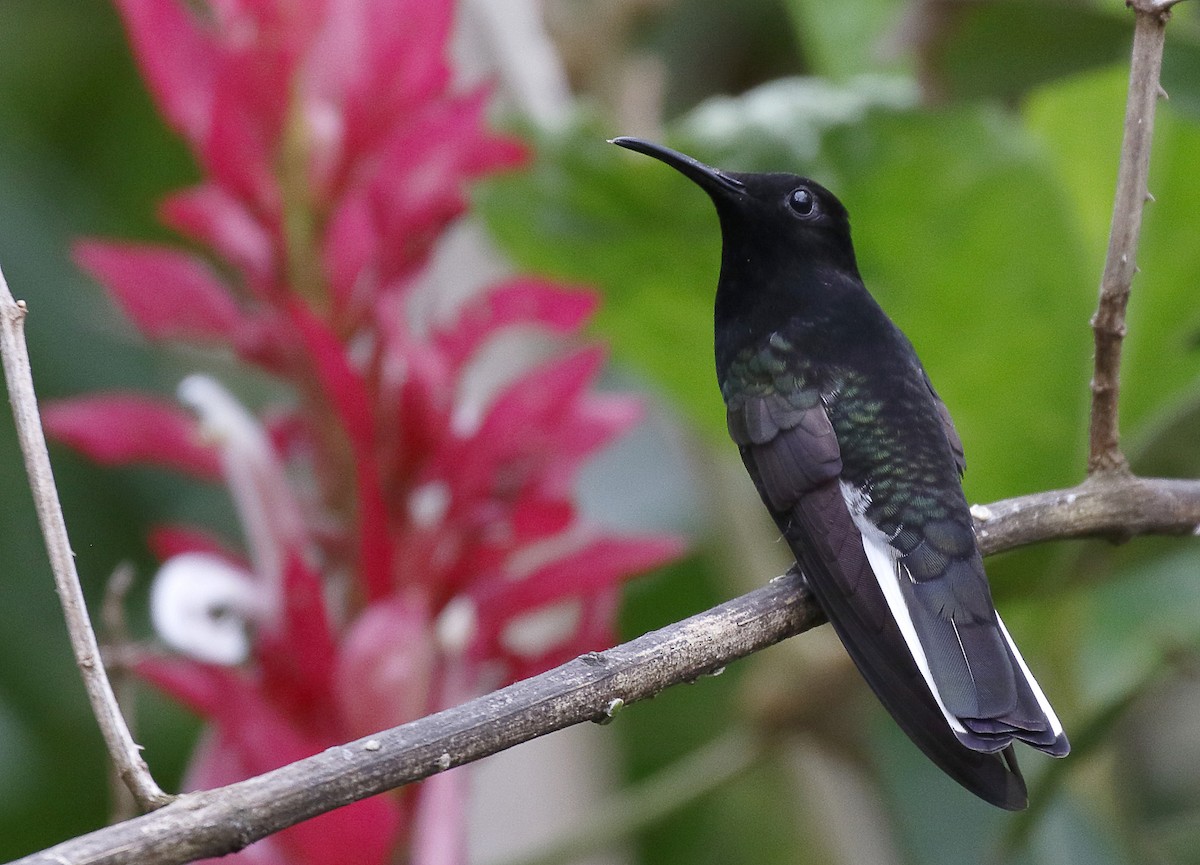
922, 1, 1132, 104
1026, 67, 1200, 437
1079, 547, 1200, 705
780, 0, 911, 81
678, 75, 918, 172
915, 1, 1200, 122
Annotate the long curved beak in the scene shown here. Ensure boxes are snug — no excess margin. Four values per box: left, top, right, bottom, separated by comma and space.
609, 137, 744, 197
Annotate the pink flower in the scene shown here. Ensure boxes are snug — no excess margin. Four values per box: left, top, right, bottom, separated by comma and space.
45, 2, 685, 863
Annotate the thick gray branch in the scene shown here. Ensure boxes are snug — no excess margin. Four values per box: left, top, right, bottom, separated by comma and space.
13, 473, 1200, 865
975, 475, 1200, 553
15, 570, 822, 865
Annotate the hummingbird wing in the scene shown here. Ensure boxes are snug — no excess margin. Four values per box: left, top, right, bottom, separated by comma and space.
924, 370, 966, 477
728, 390, 1035, 809
900, 371, 1068, 756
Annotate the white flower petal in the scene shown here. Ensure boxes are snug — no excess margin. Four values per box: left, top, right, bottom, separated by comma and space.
409, 481, 451, 529
178, 375, 307, 618
435, 597, 478, 655
150, 553, 264, 666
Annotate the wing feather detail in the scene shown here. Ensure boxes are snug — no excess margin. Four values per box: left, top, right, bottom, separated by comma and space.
923, 370, 966, 476
788, 481, 1028, 809
842, 483, 1069, 756
730, 393, 1067, 807
727, 394, 840, 511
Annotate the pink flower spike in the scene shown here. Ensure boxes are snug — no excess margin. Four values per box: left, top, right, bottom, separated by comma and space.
300, 0, 455, 198
573, 393, 645, 443
159, 185, 275, 291
256, 553, 338, 721
363, 92, 526, 285
181, 731, 296, 865
138, 657, 403, 865
322, 191, 377, 321
135, 656, 247, 719
409, 658, 474, 865
538, 393, 646, 492
74, 241, 245, 344
435, 279, 600, 371
475, 346, 607, 438
506, 590, 623, 680
201, 51, 285, 220
477, 534, 687, 630
438, 347, 608, 501
409, 768, 468, 865
335, 596, 435, 739
114, 0, 217, 146
509, 493, 575, 543
274, 790, 401, 865
287, 301, 393, 599
286, 301, 375, 452
42, 393, 221, 479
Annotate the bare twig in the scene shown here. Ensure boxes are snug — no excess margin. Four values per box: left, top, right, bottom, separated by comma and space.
1087, 2, 1172, 474
973, 475, 1200, 554
0, 263, 171, 812
12, 473, 1200, 865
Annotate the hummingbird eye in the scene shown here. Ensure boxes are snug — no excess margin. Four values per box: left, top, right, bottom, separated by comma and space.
788, 187, 816, 217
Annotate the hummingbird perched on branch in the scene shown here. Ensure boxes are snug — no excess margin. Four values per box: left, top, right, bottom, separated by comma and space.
611, 137, 1068, 810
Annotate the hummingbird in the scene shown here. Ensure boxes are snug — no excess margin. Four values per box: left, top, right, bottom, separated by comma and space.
611, 137, 1068, 810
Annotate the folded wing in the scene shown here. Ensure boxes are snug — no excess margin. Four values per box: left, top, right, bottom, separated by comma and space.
728, 390, 1068, 809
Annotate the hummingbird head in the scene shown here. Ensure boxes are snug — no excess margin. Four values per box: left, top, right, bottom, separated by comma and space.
609, 137, 858, 278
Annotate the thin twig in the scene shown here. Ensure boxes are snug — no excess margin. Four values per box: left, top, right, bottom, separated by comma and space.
0, 262, 171, 812
12, 473, 1200, 865
1087, 2, 1170, 474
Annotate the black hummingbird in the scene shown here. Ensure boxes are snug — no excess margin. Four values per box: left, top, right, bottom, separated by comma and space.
611, 136, 1068, 810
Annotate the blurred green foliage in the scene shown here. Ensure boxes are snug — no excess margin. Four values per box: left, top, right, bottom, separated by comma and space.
4, 0, 1200, 863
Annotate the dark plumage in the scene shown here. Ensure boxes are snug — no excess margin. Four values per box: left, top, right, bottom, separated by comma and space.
612, 137, 1068, 810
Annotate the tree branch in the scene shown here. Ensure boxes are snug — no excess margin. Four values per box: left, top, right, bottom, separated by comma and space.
13, 567, 822, 865
974, 475, 1200, 554
13, 473, 1200, 865
1088, 1, 1171, 474
0, 263, 171, 812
